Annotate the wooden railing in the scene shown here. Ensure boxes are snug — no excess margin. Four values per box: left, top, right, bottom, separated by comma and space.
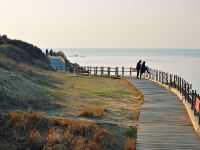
71, 66, 200, 125
72, 66, 136, 77
146, 68, 200, 125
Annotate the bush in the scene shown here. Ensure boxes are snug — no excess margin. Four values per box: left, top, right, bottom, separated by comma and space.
79, 107, 106, 118
125, 139, 136, 150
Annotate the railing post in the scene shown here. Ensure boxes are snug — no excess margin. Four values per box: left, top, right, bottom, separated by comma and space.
184, 81, 187, 102
169, 74, 172, 87
161, 72, 164, 83
194, 90, 197, 116
187, 83, 190, 103
177, 76, 180, 91
96, 67, 98, 75
122, 67, 124, 76
156, 70, 158, 81
100, 67, 103, 77
130, 67, 132, 77
173, 75, 176, 88
166, 73, 168, 85
150, 69, 152, 79
89, 66, 92, 75
107, 67, 109, 76
160, 71, 162, 83
115, 67, 118, 77
191, 90, 194, 109
182, 78, 184, 94
155, 70, 156, 81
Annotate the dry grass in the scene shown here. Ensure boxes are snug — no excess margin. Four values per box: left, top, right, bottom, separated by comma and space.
58, 118, 72, 126
79, 107, 106, 118
28, 129, 44, 145
3, 75, 143, 149
63, 130, 74, 142
123, 79, 144, 102
122, 79, 144, 120
1, 112, 112, 149
47, 127, 61, 145
10, 112, 44, 128
48, 117, 71, 126
0, 40, 145, 149
125, 139, 136, 150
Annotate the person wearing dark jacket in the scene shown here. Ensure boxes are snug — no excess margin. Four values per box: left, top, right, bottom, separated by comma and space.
140, 61, 148, 79
46, 49, 48, 55
136, 60, 142, 79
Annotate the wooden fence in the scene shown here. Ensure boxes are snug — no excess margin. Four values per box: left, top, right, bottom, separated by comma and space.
72, 66, 137, 77
146, 68, 200, 125
71, 66, 200, 125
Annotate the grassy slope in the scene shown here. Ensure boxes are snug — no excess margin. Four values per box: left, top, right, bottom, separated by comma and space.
0, 49, 143, 150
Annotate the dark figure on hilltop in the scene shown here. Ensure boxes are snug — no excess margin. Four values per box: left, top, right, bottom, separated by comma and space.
50, 49, 53, 56
46, 49, 48, 55
136, 60, 142, 79
140, 61, 148, 79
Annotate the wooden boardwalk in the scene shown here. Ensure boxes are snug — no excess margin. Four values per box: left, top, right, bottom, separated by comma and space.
127, 78, 200, 150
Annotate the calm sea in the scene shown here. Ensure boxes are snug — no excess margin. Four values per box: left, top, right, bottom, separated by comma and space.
53, 48, 200, 93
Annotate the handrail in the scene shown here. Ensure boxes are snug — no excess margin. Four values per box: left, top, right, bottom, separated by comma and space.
72, 66, 136, 77
146, 68, 200, 125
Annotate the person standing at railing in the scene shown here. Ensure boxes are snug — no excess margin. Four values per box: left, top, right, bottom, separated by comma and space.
140, 61, 148, 79
46, 49, 48, 55
136, 60, 142, 79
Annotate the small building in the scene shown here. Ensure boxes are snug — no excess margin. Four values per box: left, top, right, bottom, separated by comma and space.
48, 56, 70, 71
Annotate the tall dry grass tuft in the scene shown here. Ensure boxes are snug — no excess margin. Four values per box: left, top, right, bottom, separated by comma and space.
48, 117, 72, 126
63, 130, 74, 143
47, 127, 61, 145
125, 139, 136, 150
92, 128, 110, 144
28, 129, 39, 145
10, 112, 44, 128
79, 107, 106, 118
3, 112, 112, 149
48, 117, 61, 125
58, 118, 71, 126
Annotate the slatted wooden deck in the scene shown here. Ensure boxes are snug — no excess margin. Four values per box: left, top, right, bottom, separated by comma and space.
127, 78, 200, 150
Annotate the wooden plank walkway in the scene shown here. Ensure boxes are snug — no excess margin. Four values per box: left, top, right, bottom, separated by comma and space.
127, 78, 200, 150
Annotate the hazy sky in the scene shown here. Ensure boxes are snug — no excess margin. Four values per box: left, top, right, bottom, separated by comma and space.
0, 0, 200, 48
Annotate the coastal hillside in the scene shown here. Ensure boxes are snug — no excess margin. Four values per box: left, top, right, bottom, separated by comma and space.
0, 35, 50, 69
0, 36, 143, 150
